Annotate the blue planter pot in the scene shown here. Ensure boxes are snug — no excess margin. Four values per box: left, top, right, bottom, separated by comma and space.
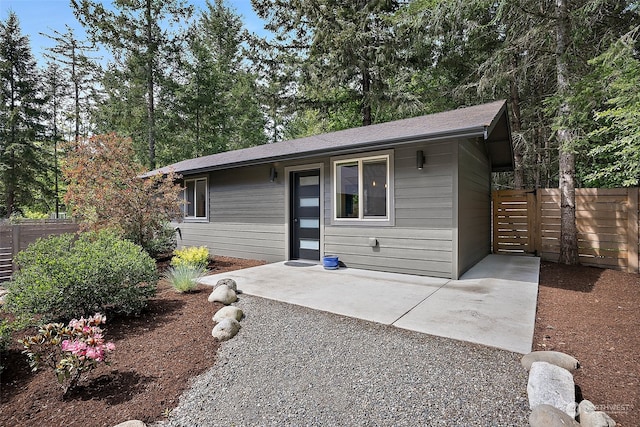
322, 255, 339, 270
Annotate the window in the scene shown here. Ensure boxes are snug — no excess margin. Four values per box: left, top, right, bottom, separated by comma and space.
184, 177, 208, 220
333, 152, 392, 223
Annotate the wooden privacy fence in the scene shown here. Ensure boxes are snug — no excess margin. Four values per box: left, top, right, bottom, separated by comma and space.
0, 221, 79, 282
493, 188, 640, 273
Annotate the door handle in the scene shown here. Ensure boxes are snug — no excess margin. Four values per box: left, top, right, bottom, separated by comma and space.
294, 218, 298, 223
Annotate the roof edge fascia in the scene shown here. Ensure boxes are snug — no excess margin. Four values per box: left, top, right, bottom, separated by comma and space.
175, 126, 488, 176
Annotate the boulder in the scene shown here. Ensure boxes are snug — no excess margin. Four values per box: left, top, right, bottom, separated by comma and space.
578, 400, 616, 427
207, 285, 237, 305
112, 421, 146, 427
529, 404, 580, 427
527, 361, 575, 415
211, 318, 241, 341
521, 351, 580, 372
215, 278, 237, 292
213, 305, 244, 323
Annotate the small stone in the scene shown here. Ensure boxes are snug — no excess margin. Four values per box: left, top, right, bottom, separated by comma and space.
527, 361, 575, 415
578, 400, 616, 427
215, 278, 237, 292
213, 306, 243, 323
207, 285, 237, 305
112, 421, 147, 427
211, 318, 241, 341
529, 404, 579, 427
521, 351, 580, 372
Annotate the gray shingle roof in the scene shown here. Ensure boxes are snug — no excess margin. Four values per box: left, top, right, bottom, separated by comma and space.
147, 100, 513, 176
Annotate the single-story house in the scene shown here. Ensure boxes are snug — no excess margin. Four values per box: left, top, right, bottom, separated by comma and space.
149, 100, 514, 279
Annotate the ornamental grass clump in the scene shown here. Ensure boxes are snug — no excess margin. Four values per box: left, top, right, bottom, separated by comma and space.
171, 246, 210, 269
22, 313, 115, 395
164, 264, 207, 293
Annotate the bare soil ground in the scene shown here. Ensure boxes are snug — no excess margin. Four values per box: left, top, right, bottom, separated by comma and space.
1, 258, 638, 426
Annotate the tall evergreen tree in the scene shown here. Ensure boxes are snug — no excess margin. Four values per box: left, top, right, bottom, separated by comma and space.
0, 12, 50, 217
164, 0, 266, 163
72, 0, 193, 169
42, 62, 68, 217
42, 25, 99, 145
251, 0, 406, 136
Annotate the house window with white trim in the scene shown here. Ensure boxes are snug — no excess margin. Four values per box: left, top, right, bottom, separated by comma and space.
333, 152, 393, 224
184, 177, 208, 220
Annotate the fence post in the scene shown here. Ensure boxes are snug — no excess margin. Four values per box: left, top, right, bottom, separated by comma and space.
628, 188, 639, 274
535, 190, 542, 256
11, 224, 20, 274
11, 225, 20, 258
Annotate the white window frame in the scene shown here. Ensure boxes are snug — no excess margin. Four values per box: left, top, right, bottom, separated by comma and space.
331, 150, 394, 226
183, 177, 209, 221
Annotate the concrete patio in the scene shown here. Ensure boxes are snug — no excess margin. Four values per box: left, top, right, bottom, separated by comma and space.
200, 254, 540, 354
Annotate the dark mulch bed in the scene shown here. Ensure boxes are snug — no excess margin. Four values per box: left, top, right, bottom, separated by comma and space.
0, 256, 264, 427
1, 258, 637, 426
533, 261, 639, 426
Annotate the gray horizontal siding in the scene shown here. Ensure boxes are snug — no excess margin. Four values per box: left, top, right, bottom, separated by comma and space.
175, 165, 286, 262
176, 221, 285, 262
176, 139, 464, 278
210, 165, 285, 224
323, 141, 455, 278
323, 226, 453, 277
456, 139, 491, 277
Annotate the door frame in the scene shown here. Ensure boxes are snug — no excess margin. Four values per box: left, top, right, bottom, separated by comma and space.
284, 163, 325, 261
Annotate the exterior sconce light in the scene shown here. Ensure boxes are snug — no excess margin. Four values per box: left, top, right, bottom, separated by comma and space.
269, 166, 278, 182
416, 150, 425, 170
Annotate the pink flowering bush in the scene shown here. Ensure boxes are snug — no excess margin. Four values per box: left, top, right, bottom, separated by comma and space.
22, 313, 115, 395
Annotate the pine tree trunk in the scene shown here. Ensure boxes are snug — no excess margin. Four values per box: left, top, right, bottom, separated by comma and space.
361, 68, 372, 126
509, 54, 524, 189
146, 0, 156, 169
556, 0, 579, 265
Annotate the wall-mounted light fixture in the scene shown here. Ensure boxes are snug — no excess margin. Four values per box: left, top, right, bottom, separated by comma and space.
269, 166, 278, 182
416, 150, 425, 170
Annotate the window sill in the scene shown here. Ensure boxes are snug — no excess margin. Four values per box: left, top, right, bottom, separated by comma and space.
183, 218, 209, 223
331, 218, 395, 227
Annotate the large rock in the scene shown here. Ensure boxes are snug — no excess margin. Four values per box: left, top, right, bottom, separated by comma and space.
213, 305, 244, 323
112, 421, 146, 427
215, 278, 237, 292
527, 361, 575, 415
207, 285, 237, 305
529, 404, 580, 427
578, 400, 616, 427
211, 318, 241, 341
522, 351, 580, 372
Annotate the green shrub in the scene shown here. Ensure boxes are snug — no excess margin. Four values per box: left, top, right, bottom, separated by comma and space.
164, 264, 206, 293
171, 246, 210, 269
5, 230, 158, 322
136, 221, 177, 259
0, 319, 11, 374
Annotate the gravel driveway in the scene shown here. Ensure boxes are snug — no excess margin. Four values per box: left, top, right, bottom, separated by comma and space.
157, 295, 530, 426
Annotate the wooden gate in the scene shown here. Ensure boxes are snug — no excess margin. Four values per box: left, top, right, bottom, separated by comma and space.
492, 189, 537, 255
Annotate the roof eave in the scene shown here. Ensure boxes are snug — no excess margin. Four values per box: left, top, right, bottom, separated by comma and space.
173, 126, 489, 176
